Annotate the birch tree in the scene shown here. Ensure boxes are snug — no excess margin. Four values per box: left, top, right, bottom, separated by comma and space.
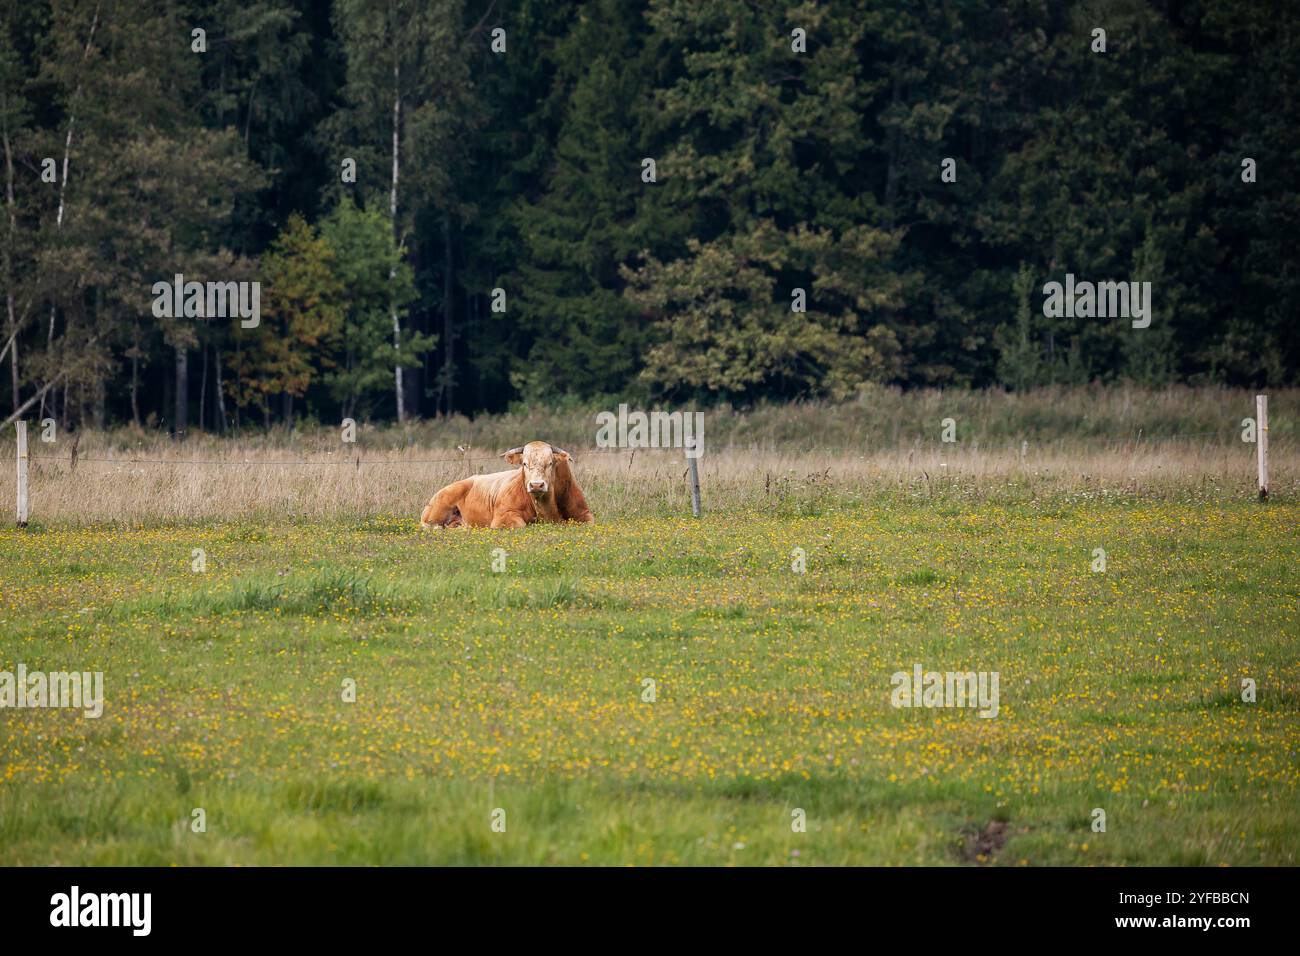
0, 12, 32, 413
328, 0, 467, 421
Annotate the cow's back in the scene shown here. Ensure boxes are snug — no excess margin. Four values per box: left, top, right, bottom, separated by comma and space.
461, 468, 533, 526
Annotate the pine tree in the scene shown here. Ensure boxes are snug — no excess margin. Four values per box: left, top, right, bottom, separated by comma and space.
624, 0, 905, 401
509, 0, 653, 400
995, 263, 1044, 391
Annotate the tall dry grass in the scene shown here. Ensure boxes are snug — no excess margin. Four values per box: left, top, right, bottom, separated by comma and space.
0, 386, 1288, 527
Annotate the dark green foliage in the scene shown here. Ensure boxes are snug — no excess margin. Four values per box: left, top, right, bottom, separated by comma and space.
1, 0, 1296, 429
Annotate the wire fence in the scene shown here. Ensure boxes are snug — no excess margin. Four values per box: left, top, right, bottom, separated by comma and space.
23, 453, 502, 467
13, 429, 1269, 468
6, 393, 1277, 528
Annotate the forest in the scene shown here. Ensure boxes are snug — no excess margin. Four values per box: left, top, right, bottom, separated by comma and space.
0, 0, 1295, 433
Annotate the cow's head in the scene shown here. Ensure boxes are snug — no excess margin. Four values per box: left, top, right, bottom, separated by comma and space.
503, 441, 572, 499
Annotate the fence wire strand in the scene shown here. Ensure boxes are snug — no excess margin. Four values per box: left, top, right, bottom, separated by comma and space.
15, 430, 1272, 468
24, 454, 502, 466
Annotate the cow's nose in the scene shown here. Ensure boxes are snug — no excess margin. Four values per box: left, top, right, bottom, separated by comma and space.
529, 480, 547, 493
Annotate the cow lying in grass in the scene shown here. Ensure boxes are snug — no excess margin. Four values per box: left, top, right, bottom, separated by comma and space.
420, 440, 594, 529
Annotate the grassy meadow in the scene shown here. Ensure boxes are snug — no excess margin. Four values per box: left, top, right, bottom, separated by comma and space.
0, 387, 1297, 865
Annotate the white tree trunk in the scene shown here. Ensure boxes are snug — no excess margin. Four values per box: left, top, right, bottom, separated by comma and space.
3, 120, 19, 412
390, 60, 405, 423
43, 8, 101, 418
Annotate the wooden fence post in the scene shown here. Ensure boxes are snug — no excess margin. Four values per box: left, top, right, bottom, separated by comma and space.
686, 438, 701, 518
1256, 394, 1269, 501
16, 420, 28, 528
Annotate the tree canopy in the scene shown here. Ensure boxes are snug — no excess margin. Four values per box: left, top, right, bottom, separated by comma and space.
1, 0, 1295, 432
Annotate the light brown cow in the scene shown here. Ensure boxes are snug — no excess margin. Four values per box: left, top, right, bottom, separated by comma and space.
419, 440, 594, 529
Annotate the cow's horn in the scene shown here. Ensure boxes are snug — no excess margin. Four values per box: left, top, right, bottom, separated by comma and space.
503, 446, 523, 458
553, 446, 572, 461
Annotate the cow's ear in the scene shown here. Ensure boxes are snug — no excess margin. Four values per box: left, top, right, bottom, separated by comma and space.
553, 447, 573, 464
502, 446, 524, 465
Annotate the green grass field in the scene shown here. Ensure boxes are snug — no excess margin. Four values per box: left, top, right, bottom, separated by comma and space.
2, 497, 1296, 865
